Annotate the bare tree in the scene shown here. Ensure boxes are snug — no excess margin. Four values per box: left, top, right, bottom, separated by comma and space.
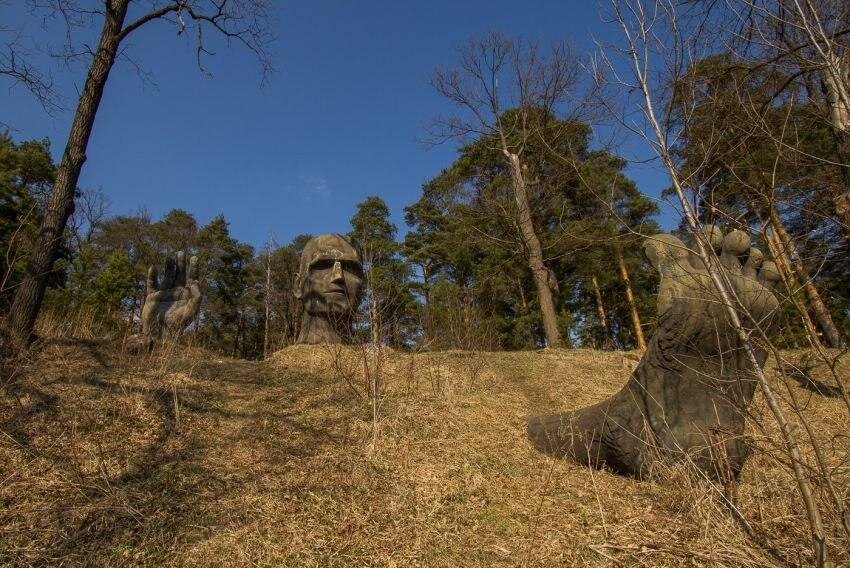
596, 0, 831, 563
2, 0, 273, 352
67, 187, 109, 251
259, 234, 277, 359
1, 32, 61, 116
430, 33, 588, 348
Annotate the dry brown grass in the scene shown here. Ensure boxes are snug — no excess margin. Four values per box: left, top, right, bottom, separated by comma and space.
1, 340, 848, 566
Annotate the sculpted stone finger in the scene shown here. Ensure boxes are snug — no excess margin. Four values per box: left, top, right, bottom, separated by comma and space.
701, 224, 724, 252
146, 265, 159, 293
643, 233, 689, 274
189, 281, 202, 301
175, 251, 187, 287
689, 224, 723, 270
188, 255, 199, 283
187, 287, 202, 322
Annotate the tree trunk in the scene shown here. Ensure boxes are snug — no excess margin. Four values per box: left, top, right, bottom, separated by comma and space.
769, 207, 845, 348
748, 198, 824, 348
4, 0, 129, 350
517, 277, 528, 310
590, 275, 610, 350
821, 58, 850, 136
831, 132, 850, 246
264, 254, 271, 359
503, 150, 562, 348
590, 275, 608, 330
421, 263, 431, 345
616, 248, 647, 351
821, 60, 850, 245
369, 290, 380, 345
764, 227, 823, 348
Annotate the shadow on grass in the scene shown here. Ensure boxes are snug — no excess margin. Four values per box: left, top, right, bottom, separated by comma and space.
1, 342, 363, 566
780, 363, 845, 398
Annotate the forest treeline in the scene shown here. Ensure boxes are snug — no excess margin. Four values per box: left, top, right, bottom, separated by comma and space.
0, 122, 661, 357
1, 3, 849, 358
2, 95, 847, 358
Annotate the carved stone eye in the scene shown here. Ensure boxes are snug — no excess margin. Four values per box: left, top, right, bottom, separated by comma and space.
341, 261, 364, 278
311, 259, 335, 271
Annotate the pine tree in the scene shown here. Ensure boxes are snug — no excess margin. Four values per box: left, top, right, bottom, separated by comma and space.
196, 215, 255, 356
349, 196, 414, 346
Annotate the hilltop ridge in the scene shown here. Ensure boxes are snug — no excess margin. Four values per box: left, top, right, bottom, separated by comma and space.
1, 341, 847, 566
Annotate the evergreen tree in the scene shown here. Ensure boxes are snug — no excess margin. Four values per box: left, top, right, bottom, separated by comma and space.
88, 249, 135, 321
196, 215, 255, 356
349, 196, 414, 346
671, 54, 848, 346
0, 134, 55, 309
408, 113, 659, 350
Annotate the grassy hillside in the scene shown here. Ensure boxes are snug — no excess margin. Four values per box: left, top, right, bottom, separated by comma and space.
1, 341, 848, 566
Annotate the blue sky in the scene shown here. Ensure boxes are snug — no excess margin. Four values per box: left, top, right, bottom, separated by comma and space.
2, 1, 674, 249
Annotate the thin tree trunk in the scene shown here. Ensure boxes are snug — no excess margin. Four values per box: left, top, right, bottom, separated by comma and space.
823, 57, 850, 230
421, 263, 431, 345
821, 59, 850, 135
625, 20, 827, 561
233, 311, 243, 358
769, 207, 845, 348
264, 253, 271, 359
369, 292, 380, 345
590, 275, 608, 330
4, 0, 130, 350
829, 129, 850, 247
764, 227, 824, 348
517, 277, 528, 310
503, 150, 561, 347
748, 198, 824, 348
615, 248, 647, 351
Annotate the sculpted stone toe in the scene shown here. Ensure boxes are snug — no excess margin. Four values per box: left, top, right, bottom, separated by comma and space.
742, 247, 763, 279
720, 230, 750, 273
758, 261, 780, 290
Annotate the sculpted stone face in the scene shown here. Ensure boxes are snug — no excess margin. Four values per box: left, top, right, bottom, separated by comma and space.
294, 234, 363, 344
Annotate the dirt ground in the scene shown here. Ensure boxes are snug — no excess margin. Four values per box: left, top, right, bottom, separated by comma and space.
1, 340, 848, 566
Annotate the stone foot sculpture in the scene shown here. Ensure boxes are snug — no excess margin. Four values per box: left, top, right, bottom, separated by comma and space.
528, 227, 781, 481
126, 251, 202, 353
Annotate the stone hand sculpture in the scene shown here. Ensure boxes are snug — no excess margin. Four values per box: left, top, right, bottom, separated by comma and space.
294, 234, 364, 345
528, 227, 781, 481
127, 251, 202, 352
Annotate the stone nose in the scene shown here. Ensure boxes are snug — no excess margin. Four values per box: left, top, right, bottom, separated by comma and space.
331, 260, 344, 281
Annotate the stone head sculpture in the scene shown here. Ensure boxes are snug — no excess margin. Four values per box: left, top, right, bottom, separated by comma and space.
294, 234, 364, 344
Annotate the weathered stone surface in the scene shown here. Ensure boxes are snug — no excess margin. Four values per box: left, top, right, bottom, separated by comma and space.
126, 251, 202, 352
294, 234, 364, 345
528, 227, 781, 481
